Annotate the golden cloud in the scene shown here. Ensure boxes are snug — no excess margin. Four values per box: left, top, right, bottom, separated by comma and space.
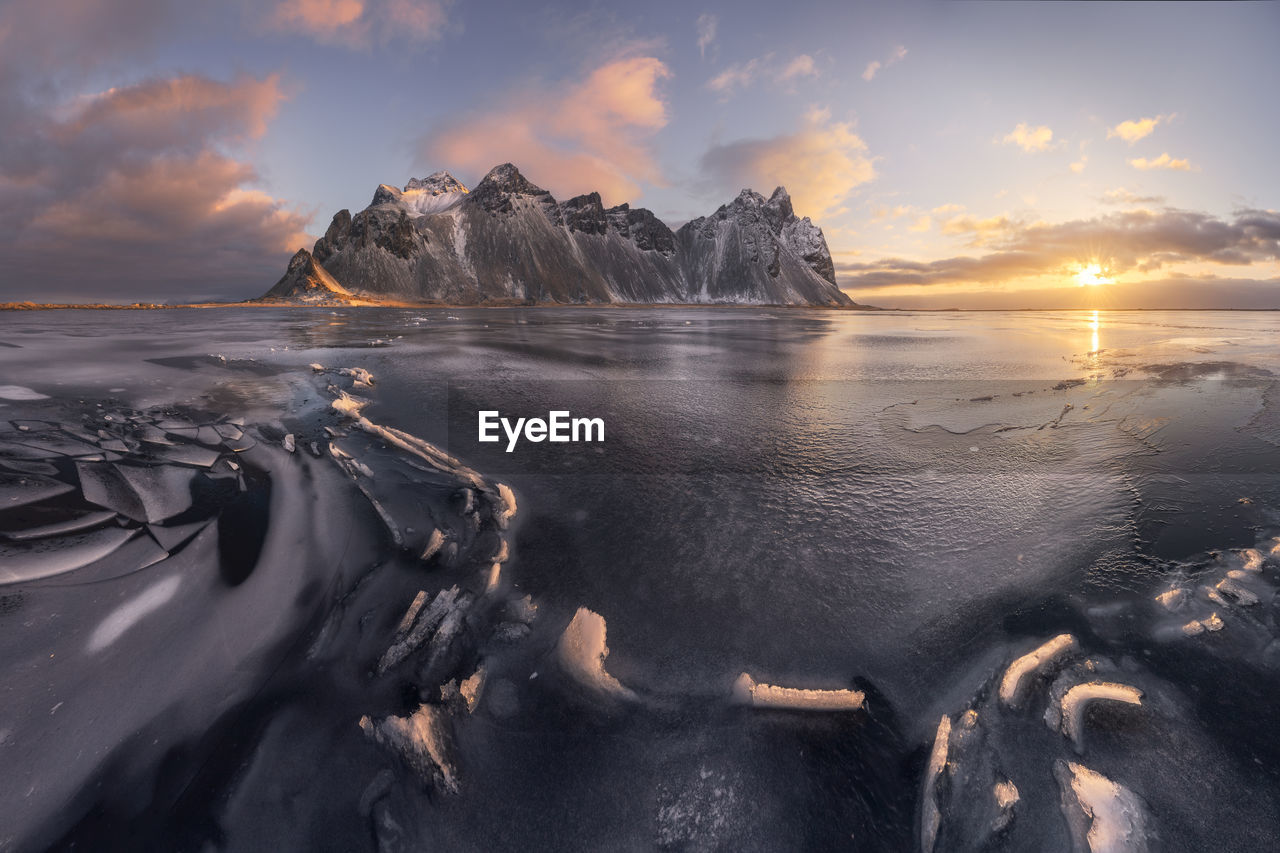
423, 56, 672, 205
1129, 152, 1193, 171
1001, 123, 1055, 153
700, 107, 876, 218
1107, 113, 1173, 144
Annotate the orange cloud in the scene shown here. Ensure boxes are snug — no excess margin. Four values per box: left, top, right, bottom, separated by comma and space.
266, 0, 451, 47
1129, 152, 1193, 171
1, 72, 309, 299
699, 107, 876, 218
1001, 123, 1055, 153
862, 45, 906, 81
67, 73, 285, 144
941, 213, 1014, 245
422, 56, 672, 205
1107, 113, 1174, 144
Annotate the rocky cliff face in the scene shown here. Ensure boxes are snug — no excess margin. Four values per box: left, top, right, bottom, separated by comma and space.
261, 163, 855, 306
264, 249, 357, 305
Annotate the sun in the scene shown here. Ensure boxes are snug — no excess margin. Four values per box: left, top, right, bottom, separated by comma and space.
1075, 263, 1114, 287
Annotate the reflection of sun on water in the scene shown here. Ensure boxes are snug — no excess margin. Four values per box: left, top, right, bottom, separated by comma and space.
1090, 310, 1099, 353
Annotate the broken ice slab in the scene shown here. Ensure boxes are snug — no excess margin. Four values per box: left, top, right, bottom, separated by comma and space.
557, 608, 637, 701
114, 464, 198, 523
0, 440, 64, 460
155, 418, 198, 433
14, 434, 101, 456
0, 526, 136, 584
148, 445, 221, 468
77, 461, 147, 521
1054, 760, 1152, 853
3, 510, 117, 541
38, 528, 170, 586
1000, 634, 1079, 707
393, 591, 429, 641
358, 705, 459, 794
0, 459, 59, 476
147, 519, 211, 551
920, 715, 951, 853
195, 426, 223, 446
1051, 682, 1143, 750
223, 434, 257, 452
213, 424, 243, 441
377, 585, 467, 674
1, 472, 76, 509
137, 426, 177, 446
731, 673, 864, 711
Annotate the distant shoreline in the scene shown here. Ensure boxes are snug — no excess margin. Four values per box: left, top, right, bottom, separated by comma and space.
2, 301, 1277, 313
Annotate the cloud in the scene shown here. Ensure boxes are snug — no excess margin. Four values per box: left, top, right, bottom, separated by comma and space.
696, 13, 717, 59
707, 57, 766, 96
1129, 152, 1193, 171
848, 275, 1280, 310
699, 106, 876, 218
836, 208, 1280, 292
1070, 154, 1088, 174
0, 72, 310, 301
940, 213, 1013, 244
0, 0, 175, 74
1001, 123, 1055, 153
862, 45, 906, 82
907, 215, 931, 233
1101, 188, 1166, 206
706, 53, 819, 98
421, 56, 672, 206
264, 0, 452, 47
778, 54, 819, 83
1107, 113, 1173, 144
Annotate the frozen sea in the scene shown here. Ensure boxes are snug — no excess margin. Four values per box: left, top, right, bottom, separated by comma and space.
2, 307, 1280, 851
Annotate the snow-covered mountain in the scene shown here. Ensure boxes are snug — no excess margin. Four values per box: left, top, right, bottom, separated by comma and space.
262, 163, 857, 306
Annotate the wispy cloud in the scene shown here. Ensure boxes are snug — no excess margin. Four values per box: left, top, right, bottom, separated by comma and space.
695, 13, 717, 59
422, 56, 672, 205
1129, 152, 1193, 171
264, 0, 453, 48
861, 45, 907, 82
706, 53, 819, 98
1101, 188, 1166, 206
699, 106, 875, 218
778, 54, 819, 83
1107, 113, 1174, 144
1001, 123, 1055, 153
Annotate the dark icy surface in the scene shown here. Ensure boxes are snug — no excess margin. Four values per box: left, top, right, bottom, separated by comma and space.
2, 307, 1280, 852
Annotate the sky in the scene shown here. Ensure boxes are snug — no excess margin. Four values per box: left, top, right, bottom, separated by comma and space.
0, 0, 1277, 308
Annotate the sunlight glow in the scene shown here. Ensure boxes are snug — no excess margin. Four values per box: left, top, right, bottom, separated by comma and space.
1075, 263, 1114, 287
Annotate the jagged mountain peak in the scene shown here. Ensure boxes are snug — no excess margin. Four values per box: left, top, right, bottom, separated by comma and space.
767, 186, 794, 219
477, 163, 546, 194
404, 171, 468, 195
372, 183, 402, 206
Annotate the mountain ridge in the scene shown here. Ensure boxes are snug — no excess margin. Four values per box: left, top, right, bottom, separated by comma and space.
262, 163, 865, 307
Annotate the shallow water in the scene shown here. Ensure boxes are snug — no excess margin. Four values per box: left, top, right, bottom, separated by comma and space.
2, 308, 1280, 851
